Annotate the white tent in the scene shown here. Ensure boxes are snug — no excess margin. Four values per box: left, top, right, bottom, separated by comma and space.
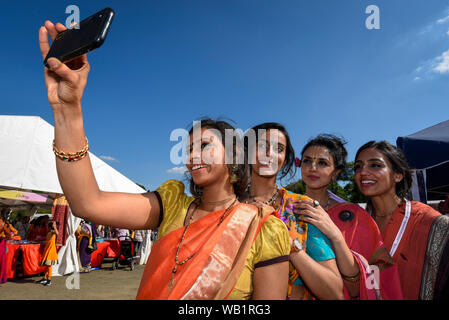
0, 115, 146, 276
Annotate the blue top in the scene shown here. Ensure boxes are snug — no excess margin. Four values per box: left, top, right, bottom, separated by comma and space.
292, 223, 335, 285
277, 189, 336, 286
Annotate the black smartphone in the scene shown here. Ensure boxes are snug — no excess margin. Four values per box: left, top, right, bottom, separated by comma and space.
44, 7, 114, 68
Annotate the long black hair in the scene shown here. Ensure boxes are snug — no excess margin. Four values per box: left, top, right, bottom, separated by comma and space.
245, 122, 296, 181
355, 140, 412, 199
186, 118, 249, 198
301, 133, 348, 180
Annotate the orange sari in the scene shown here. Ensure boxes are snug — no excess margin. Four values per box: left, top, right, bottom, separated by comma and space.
40, 234, 58, 266
136, 203, 272, 300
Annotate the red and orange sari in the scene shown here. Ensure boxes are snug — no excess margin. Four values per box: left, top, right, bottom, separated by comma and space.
380, 200, 448, 300
328, 202, 403, 299
136, 203, 274, 300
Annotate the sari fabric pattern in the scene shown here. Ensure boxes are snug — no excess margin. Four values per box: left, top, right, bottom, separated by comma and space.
328, 203, 403, 300
420, 214, 449, 300
275, 189, 308, 295
380, 201, 445, 300
40, 234, 58, 266
275, 188, 335, 298
137, 180, 290, 300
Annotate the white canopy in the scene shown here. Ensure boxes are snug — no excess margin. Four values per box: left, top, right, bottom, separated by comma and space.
0, 115, 144, 195
0, 115, 146, 276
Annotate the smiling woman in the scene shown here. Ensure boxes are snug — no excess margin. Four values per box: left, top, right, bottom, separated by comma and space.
137, 119, 290, 299
355, 141, 449, 300
296, 134, 403, 300
242, 123, 344, 300
38, 18, 289, 299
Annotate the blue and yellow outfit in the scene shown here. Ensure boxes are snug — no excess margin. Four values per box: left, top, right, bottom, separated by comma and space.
276, 188, 335, 291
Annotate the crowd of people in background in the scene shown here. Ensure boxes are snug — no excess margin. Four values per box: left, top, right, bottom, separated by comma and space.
0, 210, 154, 286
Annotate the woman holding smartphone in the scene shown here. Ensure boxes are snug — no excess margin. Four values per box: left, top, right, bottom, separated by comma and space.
38, 21, 289, 300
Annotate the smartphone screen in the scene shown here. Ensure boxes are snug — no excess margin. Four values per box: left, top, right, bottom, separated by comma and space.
44, 7, 114, 67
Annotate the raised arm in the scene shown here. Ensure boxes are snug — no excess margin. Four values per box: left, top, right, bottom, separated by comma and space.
39, 21, 161, 230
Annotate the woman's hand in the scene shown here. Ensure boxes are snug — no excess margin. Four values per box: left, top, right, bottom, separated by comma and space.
293, 200, 342, 242
39, 20, 90, 112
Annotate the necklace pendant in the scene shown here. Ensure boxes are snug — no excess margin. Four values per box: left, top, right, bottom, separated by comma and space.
169, 272, 176, 291
168, 265, 178, 291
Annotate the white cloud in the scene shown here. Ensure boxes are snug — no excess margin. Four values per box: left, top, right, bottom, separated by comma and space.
437, 15, 449, 24
167, 166, 187, 174
99, 155, 119, 162
418, 10, 449, 35
432, 49, 449, 74
414, 77, 421, 81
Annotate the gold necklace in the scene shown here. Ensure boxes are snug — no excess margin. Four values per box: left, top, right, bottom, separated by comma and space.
168, 197, 237, 291
249, 186, 280, 206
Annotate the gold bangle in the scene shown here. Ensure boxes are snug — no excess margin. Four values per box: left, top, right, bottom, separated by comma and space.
341, 270, 361, 283
53, 138, 89, 162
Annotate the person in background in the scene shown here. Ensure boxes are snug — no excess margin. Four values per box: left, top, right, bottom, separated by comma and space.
132, 230, 145, 257
138, 230, 152, 265
112, 228, 129, 240
0, 217, 16, 284
96, 225, 105, 238
28, 216, 49, 242
75, 220, 94, 273
0, 218, 19, 241
16, 216, 31, 241
354, 140, 449, 300
36, 220, 59, 286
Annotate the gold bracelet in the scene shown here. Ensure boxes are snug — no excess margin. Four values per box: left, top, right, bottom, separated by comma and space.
53, 138, 89, 162
341, 270, 361, 283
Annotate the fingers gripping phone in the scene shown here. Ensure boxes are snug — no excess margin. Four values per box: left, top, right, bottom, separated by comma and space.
44, 7, 114, 68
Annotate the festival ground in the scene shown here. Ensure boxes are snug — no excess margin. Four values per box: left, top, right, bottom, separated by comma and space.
0, 262, 145, 300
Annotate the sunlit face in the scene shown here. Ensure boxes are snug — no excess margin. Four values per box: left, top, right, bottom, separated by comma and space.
185, 127, 230, 188
251, 129, 287, 178
301, 146, 338, 189
354, 148, 403, 197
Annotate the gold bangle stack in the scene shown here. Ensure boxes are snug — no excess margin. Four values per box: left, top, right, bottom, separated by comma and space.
53, 138, 89, 162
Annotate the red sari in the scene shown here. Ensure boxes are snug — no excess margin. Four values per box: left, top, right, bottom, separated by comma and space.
380, 201, 444, 300
328, 203, 403, 299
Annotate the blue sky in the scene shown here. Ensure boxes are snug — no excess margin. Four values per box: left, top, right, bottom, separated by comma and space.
1, 0, 448, 191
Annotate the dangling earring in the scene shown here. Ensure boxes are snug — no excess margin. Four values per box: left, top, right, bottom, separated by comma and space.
230, 165, 239, 184
194, 184, 203, 197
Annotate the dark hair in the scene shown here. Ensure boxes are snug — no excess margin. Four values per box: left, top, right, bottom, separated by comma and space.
301, 134, 348, 179
186, 118, 249, 198
246, 122, 296, 181
355, 140, 412, 199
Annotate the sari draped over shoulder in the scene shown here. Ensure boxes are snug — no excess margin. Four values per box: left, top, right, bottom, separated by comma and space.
136, 180, 289, 300
40, 234, 58, 266
275, 189, 336, 300
380, 201, 448, 300
328, 201, 403, 300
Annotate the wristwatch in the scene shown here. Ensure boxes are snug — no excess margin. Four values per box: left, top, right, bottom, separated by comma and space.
291, 238, 304, 253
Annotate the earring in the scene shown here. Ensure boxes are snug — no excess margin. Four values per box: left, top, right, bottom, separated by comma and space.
230, 165, 239, 184
193, 184, 203, 197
